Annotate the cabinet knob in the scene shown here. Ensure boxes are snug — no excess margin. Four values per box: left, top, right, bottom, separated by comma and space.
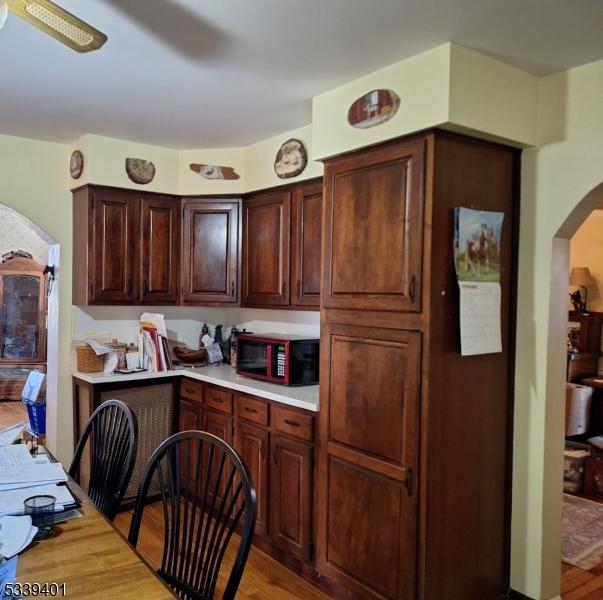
213, 397, 224, 404
284, 418, 300, 428
408, 275, 416, 303
296, 280, 301, 299
282, 281, 287, 298
231, 281, 235, 297
143, 280, 149, 295
244, 406, 257, 414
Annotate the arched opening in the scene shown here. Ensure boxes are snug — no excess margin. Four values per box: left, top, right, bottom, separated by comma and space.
0, 203, 60, 453
548, 181, 603, 594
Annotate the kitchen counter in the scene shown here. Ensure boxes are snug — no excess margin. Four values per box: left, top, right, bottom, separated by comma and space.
72, 364, 319, 412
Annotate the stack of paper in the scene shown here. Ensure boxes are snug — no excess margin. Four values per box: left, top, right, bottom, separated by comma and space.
0, 516, 37, 558
0, 445, 75, 517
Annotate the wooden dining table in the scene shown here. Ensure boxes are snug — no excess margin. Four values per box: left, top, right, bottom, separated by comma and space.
16, 482, 174, 599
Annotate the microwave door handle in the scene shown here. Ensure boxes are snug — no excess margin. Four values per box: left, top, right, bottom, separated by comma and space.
266, 343, 273, 378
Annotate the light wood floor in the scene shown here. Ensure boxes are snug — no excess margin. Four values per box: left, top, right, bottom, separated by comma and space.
3, 401, 603, 599
113, 503, 330, 600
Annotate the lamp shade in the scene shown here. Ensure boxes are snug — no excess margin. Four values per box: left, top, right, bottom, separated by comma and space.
570, 267, 595, 286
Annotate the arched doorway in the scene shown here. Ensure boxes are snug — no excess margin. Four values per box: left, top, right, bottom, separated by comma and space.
548, 182, 603, 595
0, 203, 60, 453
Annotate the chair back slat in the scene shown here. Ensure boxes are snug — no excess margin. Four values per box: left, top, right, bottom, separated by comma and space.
69, 399, 138, 521
129, 431, 257, 600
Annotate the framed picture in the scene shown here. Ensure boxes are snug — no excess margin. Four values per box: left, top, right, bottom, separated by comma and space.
274, 138, 307, 179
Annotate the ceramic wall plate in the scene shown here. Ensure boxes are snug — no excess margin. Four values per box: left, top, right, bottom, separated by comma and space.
347, 89, 400, 129
274, 138, 307, 179
189, 163, 240, 180
70, 150, 84, 179
125, 158, 156, 184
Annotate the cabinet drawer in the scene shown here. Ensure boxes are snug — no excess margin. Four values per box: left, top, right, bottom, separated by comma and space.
238, 394, 268, 426
272, 405, 314, 442
180, 379, 203, 404
205, 386, 233, 414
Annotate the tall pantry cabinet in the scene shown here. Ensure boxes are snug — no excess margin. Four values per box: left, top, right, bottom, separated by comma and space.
317, 131, 519, 600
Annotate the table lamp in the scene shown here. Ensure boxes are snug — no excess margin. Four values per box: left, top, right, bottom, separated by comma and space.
570, 266, 595, 313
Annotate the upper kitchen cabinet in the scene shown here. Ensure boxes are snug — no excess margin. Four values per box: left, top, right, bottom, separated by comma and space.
72, 185, 180, 306
291, 180, 323, 308
322, 138, 425, 313
140, 195, 180, 304
181, 199, 241, 305
243, 179, 323, 310
243, 189, 291, 307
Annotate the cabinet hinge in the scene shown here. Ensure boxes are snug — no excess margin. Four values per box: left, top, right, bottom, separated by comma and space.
404, 466, 414, 497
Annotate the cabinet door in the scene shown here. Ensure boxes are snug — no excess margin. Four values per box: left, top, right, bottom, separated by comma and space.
322, 137, 425, 312
181, 200, 240, 305
179, 399, 203, 488
243, 190, 290, 307
90, 188, 137, 303
236, 421, 269, 536
203, 408, 234, 505
317, 323, 420, 600
291, 180, 322, 308
270, 434, 313, 562
139, 195, 180, 304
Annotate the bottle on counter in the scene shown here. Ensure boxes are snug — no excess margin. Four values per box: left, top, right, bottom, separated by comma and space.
199, 323, 210, 349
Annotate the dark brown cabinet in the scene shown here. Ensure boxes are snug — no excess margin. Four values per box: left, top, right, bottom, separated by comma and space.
291, 180, 323, 308
270, 433, 313, 562
236, 421, 269, 536
243, 189, 291, 307
178, 380, 317, 569
318, 131, 520, 600
140, 195, 180, 304
73, 185, 180, 306
322, 138, 424, 313
243, 179, 322, 309
181, 199, 241, 305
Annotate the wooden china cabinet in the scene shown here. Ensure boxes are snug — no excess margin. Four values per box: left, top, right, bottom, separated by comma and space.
0, 256, 47, 400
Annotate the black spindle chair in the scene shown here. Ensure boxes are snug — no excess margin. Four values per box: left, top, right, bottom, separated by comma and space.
128, 431, 257, 600
69, 399, 138, 521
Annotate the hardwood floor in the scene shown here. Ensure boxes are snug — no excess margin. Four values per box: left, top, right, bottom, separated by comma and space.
0, 400, 28, 428
113, 503, 330, 600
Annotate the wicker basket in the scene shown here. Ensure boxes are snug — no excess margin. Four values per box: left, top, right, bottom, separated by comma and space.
76, 345, 104, 373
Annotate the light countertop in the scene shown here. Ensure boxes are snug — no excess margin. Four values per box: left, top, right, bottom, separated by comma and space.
72, 364, 319, 412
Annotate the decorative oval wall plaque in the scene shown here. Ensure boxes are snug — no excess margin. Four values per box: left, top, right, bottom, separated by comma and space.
70, 150, 84, 179
190, 163, 240, 180
274, 138, 307, 179
125, 158, 156, 184
347, 89, 400, 129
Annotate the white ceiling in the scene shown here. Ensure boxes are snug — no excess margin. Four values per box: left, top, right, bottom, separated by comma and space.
1, 0, 603, 149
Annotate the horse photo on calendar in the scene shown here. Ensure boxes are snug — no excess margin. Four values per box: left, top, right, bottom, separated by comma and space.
454, 207, 504, 283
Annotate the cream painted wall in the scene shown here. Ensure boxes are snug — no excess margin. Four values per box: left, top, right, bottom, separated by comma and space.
512, 58, 603, 599
71, 133, 180, 194
569, 209, 603, 311
311, 44, 450, 160
0, 133, 72, 463
0, 204, 50, 263
448, 44, 539, 146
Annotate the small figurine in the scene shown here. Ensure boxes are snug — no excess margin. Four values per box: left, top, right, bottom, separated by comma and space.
569, 290, 584, 313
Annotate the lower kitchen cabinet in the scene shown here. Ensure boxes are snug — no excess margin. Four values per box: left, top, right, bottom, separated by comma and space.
178, 378, 317, 570
236, 421, 269, 536
270, 434, 313, 562
203, 407, 234, 506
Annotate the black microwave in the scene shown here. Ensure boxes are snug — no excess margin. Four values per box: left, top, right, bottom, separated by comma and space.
236, 333, 319, 386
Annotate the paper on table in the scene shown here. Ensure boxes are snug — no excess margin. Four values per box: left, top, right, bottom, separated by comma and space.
0, 424, 25, 447
0, 516, 37, 558
0, 462, 66, 485
0, 445, 34, 467
0, 483, 75, 516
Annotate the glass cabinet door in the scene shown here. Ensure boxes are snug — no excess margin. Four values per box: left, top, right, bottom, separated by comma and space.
0, 274, 42, 360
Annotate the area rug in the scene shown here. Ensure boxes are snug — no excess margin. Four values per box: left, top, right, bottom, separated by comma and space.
562, 493, 603, 570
